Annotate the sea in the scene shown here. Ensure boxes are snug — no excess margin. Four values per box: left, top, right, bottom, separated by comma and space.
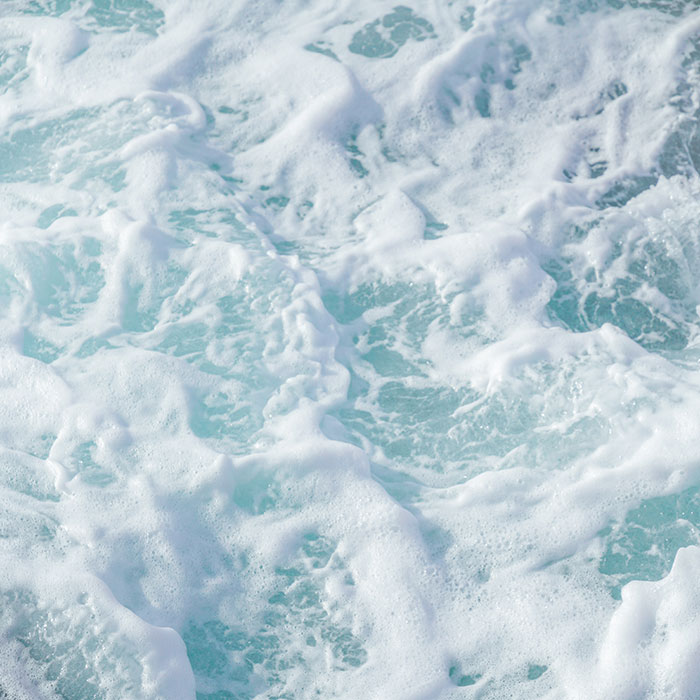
1, 0, 700, 698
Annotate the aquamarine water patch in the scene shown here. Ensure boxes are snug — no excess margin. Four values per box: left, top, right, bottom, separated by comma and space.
594, 174, 659, 209
7, 0, 165, 35
0, 42, 29, 94
527, 664, 548, 680
166, 208, 258, 245
75, 336, 113, 358
348, 6, 436, 59
0, 110, 97, 184
188, 385, 265, 449
545, 210, 699, 352
458, 5, 476, 31
154, 321, 209, 358
503, 41, 532, 90
0, 238, 105, 357
599, 485, 700, 598
336, 360, 612, 484
184, 533, 366, 699
546, 269, 690, 352
449, 663, 481, 687
0, 450, 58, 503
26, 241, 104, 320
69, 440, 115, 486
325, 281, 612, 489
86, 0, 165, 36
0, 100, 180, 188
0, 589, 146, 700
303, 41, 339, 61
657, 47, 700, 179
658, 120, 700, 179
120, 259, 188, 333
128, 220, 304, 453
229, 469, 283, 516
475, 88, 491, 118
22, 330, 61, 364
445, 660, 552, 696
344, 133, 370, 178
7, 0, 73, 16
36, 205, 78, 230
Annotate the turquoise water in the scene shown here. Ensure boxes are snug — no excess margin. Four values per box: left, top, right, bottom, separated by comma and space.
2, 0, 700, 698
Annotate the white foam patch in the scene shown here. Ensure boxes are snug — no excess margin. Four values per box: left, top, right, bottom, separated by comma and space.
593, 546, 700, 699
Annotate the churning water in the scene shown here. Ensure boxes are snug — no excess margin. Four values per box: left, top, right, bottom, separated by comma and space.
2, 0, 700, 698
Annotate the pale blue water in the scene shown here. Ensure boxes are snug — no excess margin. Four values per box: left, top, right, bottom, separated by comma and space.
2, 0, 700, 698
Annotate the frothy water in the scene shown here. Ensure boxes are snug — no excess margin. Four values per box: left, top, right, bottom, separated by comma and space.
2, 0, 700, 698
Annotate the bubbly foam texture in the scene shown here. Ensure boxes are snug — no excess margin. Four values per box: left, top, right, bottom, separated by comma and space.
2, 0, 700, 698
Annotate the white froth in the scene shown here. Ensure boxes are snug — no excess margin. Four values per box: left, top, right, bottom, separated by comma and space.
1, 0, 700, 698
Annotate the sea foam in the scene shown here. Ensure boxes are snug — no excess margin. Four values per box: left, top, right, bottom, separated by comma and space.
1, 0, 700, 698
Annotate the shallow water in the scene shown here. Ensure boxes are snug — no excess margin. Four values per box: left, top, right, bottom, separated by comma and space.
3, 0, 700, 698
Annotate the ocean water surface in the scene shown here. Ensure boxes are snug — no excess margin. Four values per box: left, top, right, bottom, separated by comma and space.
2, 0, 700, 698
